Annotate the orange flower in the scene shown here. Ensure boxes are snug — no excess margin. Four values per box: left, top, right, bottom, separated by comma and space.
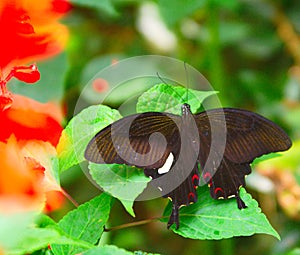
0, 0, 70, 214
20, 139, 65, 212
0, 95, 65, 212
0, 94, 63, 146
0, 136, 45, 213
44, 191, 65, 212
0, 135, 66, 213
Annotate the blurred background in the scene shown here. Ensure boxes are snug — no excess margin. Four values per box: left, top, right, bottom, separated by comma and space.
12, 0, 300, 254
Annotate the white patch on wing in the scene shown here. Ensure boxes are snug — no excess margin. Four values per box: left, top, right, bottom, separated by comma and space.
158, 153, 174, 175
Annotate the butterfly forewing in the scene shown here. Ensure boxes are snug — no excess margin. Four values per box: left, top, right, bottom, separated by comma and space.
195, 108, 292, 164
85, 112, 181, 169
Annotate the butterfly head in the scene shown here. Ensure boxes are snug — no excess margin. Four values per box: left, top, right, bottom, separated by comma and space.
181, 103, 192, 116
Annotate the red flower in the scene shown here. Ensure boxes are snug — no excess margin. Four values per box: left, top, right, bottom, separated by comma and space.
0, 0, 70, 215
0, 94, 65, 213
0, 0, 70, 111
0, 94, 63, 146
0, 64, 40, 111
0, 0, 70, 71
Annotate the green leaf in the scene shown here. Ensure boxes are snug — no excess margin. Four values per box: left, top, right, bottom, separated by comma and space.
134, 251, 161, 255
0, 212, 36, 252
287, 248, 300, 255
120, 200, 136, 218
82, 245, 133, 255
89, 164, 150, 217
158, 0, 206, 27
136, 83, 217, 115
163, 187, 280, 240
57, 104, 122, 172
51, 193, 112, 255
254, 140, 300, 171
252, 152, 281, 166
10, 227, 92, 255
70, 0, 118, 16
36, 214, 58, 228
0, 213, 92, 255
9, 53, 68, 103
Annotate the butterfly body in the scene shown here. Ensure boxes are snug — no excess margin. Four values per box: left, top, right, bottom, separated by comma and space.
85, 104, 292, 229
146, 104, 201, 228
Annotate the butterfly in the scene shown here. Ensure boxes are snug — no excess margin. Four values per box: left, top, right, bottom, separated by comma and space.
84, 101, 292, 229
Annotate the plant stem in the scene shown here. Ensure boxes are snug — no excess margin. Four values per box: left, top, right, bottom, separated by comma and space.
61, 188, 79, 207
104, 216, 168, 232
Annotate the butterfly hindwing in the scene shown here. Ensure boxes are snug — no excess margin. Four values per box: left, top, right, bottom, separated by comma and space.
163, 164, 199, 229
207, 158, 251, 208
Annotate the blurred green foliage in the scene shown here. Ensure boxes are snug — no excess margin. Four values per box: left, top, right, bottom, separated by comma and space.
27, 0, 300, 254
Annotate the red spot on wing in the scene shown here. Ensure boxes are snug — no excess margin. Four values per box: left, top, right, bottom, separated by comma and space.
188, 192, 196, 202
203, 172, 213, 186
214, 187, 224, 195
192, 174, 199, 188
203, 172, 212, 180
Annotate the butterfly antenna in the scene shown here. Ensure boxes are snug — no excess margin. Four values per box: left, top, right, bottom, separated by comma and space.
156, 72, 184, 102
184, 62, 189, 104
156, 71, 168, 85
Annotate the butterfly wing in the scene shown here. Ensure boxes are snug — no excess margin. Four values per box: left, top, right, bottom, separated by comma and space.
196, 108, 291, 163
207, 159, 251, 208
85, 112, 181, 169
195, 108, 291, 205
85, 111, 199, 229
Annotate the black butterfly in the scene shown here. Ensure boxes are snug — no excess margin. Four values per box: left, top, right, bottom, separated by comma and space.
84, 103, 292, 229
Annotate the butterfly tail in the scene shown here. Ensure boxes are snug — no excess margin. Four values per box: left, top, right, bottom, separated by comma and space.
167, 204, 179, 229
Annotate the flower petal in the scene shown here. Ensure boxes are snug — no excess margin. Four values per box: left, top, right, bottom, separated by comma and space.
0, 0, 70, 70
0, 136, 45, 213
20, 140, 61, 192
0, 95, 63, 146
